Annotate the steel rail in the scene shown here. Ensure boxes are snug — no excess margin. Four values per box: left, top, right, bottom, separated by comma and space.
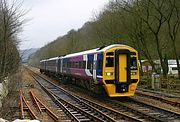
71, 84, 180, 122
129, 97, 180, 117
50, 90, 113, 122
73, 93, 144, 122
28, 67, 180, 122
62, 85, 167, 122
31, 75, 82, 122
137, 88, 180, 98
50, 79, 180, 122
36, 76, 144, 122
109, 98, 180, 122
32, 74, 109, 122
19, 90, 38, 119
29, 90, 59, 121
135, 90, 180, 107
28, 68, 149, 122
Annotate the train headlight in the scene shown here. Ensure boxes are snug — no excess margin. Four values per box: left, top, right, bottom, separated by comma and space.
131, 72, 137, 75
106, 72, 113, 76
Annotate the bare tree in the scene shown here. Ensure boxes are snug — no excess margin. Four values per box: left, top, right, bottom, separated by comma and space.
139, 0, 169, 76
129, 17, 158, 73
0, 0, 25, 82
118, 0, 158, 73
164, 0, 180, 77
124, 0, 170, 76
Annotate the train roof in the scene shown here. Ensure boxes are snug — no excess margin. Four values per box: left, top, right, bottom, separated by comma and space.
46, 57, 59, 61
101, 44, 134, 51
40, 44, 135, 61
62, 48, 98, 59
62, 44, 134, 59
40, 59, 46, 62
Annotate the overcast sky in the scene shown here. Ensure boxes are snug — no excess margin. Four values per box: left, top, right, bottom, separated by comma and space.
18, 0, 109, 50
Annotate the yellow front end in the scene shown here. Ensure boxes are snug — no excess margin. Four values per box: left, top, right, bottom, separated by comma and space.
102, 46, 139, 97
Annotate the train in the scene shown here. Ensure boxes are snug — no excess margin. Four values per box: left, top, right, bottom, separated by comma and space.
39, 44, 139, 97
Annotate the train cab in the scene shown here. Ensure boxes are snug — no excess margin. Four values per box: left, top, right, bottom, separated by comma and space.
102, 45, 139, 97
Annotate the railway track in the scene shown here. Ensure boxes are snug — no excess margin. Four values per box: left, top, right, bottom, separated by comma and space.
19, 89, 59, 121
137, 88, 180, 98
135, 90, 180, 107
63, 86, 180, 122
28, 68, 180, 122
28, 69, 144, 122
109, 98, 180, 122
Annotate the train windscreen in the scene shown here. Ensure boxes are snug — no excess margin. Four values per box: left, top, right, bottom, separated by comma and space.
106, 57, 114, 67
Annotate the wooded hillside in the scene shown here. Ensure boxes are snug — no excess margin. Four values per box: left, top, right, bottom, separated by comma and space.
29, 0, 180, 77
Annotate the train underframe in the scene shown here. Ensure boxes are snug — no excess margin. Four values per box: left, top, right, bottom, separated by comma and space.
42, 70, 106, 95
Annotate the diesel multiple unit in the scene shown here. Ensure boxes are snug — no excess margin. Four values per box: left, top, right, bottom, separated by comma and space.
40, 44, 139, 97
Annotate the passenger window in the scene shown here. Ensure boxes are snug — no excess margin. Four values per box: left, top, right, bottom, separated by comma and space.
79, 61, 84, 69
72, 62, 75, 68
63, 61, 65, 67
75, 62, 79, 68
69, 62, 71, 68
65, 62, 67, 68
79, 61, 82, 69
83, 61, 86, 69
106, 57, 114, 67
67, 62, 70, 68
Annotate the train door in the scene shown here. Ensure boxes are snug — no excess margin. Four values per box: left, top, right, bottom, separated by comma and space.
115, 49, 131, 92
119, 54, 127, 82
57, 59, 61, 73
56, 59, 58, 73
93, 54, 97, 82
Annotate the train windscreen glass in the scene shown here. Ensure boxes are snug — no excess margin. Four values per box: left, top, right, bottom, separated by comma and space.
130, 57, 137, 70
106, 57, 114, 67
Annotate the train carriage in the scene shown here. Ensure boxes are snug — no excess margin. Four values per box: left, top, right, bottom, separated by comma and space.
40, 60, 46, 73
46, 57, 59, 73
40, 44, 139, 97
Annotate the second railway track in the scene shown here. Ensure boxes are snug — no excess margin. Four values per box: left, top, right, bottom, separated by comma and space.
28, 68, 180, 122
59, 84, 180, 122
135, 90, 180, 107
